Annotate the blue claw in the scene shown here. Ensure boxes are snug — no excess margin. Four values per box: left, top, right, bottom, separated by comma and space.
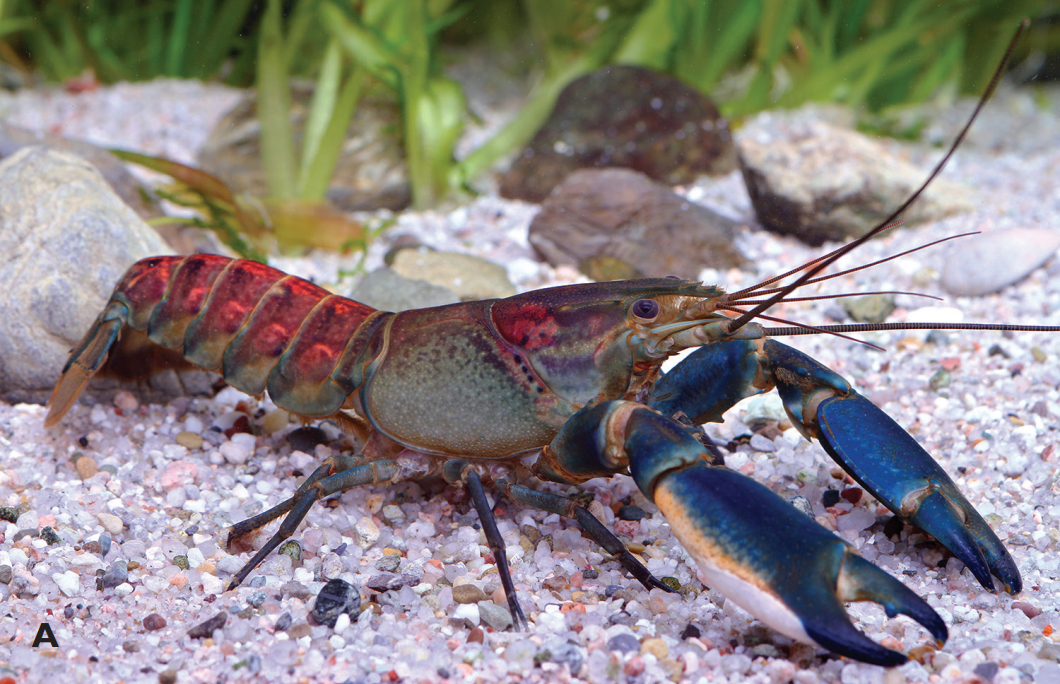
646, 460, 947, 666
541, 401, 948, 665
760, 339, 1021, 595
816, 392, 1021, 594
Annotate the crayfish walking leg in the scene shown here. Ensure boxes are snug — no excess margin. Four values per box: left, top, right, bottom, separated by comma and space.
501, 483, 677, 595
226, 456, 401, 590
444, 458, 686, 630
443, 460, 529, 629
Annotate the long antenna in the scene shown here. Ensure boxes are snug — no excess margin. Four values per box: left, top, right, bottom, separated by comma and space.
721, 20, 1029, 336
763, 322, 1060, 337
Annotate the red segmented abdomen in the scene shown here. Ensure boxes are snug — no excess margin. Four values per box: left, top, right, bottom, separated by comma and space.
113, 255, 380, 417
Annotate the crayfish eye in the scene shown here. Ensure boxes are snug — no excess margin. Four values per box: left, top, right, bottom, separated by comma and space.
631, 298, 660, 321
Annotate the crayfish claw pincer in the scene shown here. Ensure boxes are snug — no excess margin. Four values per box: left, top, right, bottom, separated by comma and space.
650, 462, 947, 666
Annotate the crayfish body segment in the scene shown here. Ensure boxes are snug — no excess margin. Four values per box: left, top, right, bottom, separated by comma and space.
45, 252, 1026, 666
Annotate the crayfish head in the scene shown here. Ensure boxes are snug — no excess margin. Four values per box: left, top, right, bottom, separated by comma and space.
490, 278, 738, 407
623, 281, 761, 361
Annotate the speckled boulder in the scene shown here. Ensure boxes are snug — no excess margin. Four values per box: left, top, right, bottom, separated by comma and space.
738, 112, 972, 245
0, 146, 177, 404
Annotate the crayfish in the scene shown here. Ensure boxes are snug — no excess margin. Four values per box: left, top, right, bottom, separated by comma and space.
45, 22, 1051, 667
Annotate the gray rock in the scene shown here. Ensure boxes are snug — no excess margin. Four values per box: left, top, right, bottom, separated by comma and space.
528, 168, 746, 280
365, 572, 405, 592
1039, 642, 1060, 662
101, 560, 129, 589
737, 113, 972, 245
0, 122, 223, 255
606, 633, 640, 653
199, 85, 409, 212
538, 639, 584, 675
349, 267, 459, 312
0, 146, 177, 405
389, 249, 516, 301
940, 228, 1060, 296
973, 662, 999, 682
787, 495, 814, 519
477, 601, 514, 631
374, 553, 402, 574
0, 122, 158, 220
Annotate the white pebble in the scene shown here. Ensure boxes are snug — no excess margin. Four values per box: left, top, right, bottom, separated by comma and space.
230, 432, 257, 451
782, 428, 803, 447
184, 416, 204, 433
52, 571, 80, 597
113, 390, 139, 411
162, 444, 188, 460
451, 602, 480, 625
202, 573, 223, 595
749, 434, 776, 453
355, 517, 380, 547
143, 576, 169, 593
219, 441, 248, 465
186, 548, 205, 569
289, 451, 315, 471
17, 510, 38, 531
97, 513, 124, 536
184, 499, 206, 513
114, 583, 134, 598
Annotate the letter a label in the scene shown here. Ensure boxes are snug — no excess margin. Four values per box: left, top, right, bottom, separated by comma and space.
32, 622, 58, 648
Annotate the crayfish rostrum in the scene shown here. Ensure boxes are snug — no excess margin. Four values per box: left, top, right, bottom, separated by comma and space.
44, 23, 1051, 668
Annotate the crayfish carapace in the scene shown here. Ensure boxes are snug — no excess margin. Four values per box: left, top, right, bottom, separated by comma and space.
45, 21, 1049, 667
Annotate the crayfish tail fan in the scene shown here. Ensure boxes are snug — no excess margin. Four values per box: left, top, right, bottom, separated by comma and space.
45, 313, 124, 427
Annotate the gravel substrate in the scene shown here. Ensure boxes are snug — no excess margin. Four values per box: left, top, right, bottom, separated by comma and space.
2, 79, 1060, 684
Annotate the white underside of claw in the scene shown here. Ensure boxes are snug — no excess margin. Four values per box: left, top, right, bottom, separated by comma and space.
655, 480, 821, 648
689, 554, 819, 648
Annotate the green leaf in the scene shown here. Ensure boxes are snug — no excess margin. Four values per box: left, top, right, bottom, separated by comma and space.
257, 0, 297, 199
613, 0, 677, 68
164, 0, 193, 76
322, 3, 403, 88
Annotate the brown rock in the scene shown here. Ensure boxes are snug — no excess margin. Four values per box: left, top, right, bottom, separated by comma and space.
1012, 601, 1041, 619
501, 65, 735, 202
452, 584, 488, 605
75, 456, 99, 481
529, 168, 746, 280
